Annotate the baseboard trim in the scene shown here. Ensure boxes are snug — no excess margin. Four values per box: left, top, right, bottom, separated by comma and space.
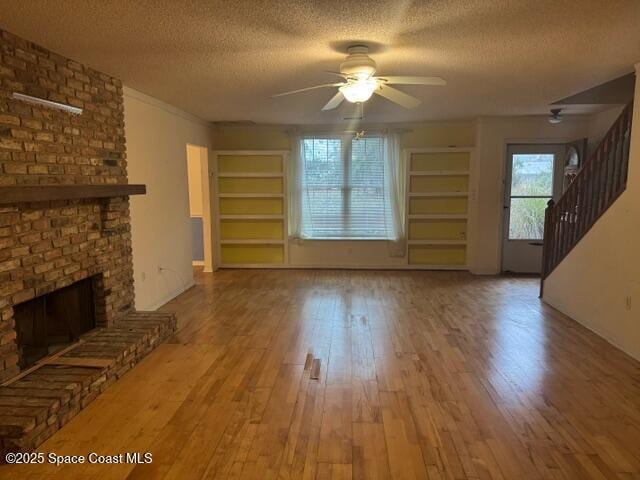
217, 264, 468, 271
469, 267, 501, 275
542, 296, 640, 362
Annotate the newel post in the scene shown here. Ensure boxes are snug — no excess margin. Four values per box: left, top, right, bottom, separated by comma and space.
539, 199, 556, 298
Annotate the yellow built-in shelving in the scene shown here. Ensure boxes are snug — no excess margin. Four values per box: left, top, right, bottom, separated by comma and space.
405, 148, 472, 269
213, 151, 289, 268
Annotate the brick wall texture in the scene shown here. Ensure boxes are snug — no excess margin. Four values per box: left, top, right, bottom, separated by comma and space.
0, 28, 135, 382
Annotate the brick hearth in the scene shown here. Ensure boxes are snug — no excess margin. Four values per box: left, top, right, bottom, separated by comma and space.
0, 311, 175, 453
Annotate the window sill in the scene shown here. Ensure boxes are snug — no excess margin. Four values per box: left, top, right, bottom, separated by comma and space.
297, 237, 394, 242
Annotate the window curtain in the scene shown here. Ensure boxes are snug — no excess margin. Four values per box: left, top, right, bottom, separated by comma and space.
288, 131, 304, 240
383, 132, 406, 256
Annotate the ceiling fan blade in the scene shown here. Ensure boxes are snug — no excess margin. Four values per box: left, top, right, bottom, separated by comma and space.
324, 70, 348, 78
272, 82, 344, 98
321, 91, 345, 111
375, 85, 421, 109
376, 76, 446, 86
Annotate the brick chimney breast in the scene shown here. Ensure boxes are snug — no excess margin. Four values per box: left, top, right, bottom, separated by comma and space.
0, 28, 134, 381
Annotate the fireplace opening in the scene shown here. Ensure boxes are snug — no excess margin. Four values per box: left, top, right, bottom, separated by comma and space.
14, 277, 97, 370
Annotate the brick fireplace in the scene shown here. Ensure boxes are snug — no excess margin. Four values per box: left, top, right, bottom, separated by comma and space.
0, 29, 176, 452
0, 196, 136, 381
0, 28, 136, 382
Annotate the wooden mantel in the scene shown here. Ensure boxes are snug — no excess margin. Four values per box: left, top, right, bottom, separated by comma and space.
0, 184, 146, 205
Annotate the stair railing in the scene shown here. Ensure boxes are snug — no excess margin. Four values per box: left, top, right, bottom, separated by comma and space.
541, 100, 634, 293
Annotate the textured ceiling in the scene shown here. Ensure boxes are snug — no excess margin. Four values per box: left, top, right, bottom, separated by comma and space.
0, 0, 639, 124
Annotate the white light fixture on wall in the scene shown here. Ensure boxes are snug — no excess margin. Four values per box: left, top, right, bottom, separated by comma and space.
11, 92, 83, 115
339, 78, 378, 103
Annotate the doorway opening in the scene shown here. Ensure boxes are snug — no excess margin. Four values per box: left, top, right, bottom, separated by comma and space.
186, 144, 213, 272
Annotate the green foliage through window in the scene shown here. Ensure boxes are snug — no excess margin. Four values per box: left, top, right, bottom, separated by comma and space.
508, 154, 554, 240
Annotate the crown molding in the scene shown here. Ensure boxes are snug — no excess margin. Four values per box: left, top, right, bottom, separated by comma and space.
123, 87, 210, 128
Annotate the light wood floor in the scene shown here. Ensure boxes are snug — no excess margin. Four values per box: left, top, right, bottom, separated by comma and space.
2, 268, 640, 479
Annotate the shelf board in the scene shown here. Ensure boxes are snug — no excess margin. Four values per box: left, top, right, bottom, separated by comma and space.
409, 170, 470, 176
217, 172, 283, 178
217, 193, 284, 198
220, 239, 285, 245
219, 215, 284, 220
408, 240, 467, 246
408, 214, 468, 220
0, 184, 146, 204
408, 192, 468, 198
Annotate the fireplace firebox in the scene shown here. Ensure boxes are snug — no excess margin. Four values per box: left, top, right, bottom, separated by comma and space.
14, 277, 97, 370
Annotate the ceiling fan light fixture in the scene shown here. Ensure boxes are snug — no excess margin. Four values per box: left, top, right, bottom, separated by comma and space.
339, 79, 378, 103
548, 108, 563, 124
271, 44, 446, 111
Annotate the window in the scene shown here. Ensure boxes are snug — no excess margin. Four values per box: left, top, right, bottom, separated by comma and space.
299, 136, 394, 239
507, 154, 554, 240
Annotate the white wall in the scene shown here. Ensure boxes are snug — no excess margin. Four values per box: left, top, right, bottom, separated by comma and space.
543, 66, 639, 360
125, 88, 212, 310
586, 105, 626, 156
471, 115, 591, 274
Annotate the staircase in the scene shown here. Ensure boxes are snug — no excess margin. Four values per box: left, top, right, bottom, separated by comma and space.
541, 100, 634, 292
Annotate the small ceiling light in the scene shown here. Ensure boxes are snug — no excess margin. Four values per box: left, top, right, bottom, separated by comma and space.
548, 108, 563, 124
339, 79, 378, 103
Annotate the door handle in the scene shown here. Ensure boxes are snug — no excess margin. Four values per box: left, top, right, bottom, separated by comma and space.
529, 242, 543, 246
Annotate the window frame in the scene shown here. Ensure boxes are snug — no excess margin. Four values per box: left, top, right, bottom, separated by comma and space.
300, 133, 391, 241
505, 151, 557, 242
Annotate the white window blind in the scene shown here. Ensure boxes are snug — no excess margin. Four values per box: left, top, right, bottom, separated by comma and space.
300, 136, 394, 239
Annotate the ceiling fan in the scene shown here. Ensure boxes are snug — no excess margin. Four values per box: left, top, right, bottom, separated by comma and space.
548, 108, 563, 124
272, 45, 446, 111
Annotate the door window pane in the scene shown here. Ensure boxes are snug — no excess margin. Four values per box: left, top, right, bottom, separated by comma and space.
511, 154, 554, 196
508, 197, 547, 240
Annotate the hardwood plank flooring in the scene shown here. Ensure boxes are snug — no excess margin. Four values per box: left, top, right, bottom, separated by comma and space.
1, 268, 639, 479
